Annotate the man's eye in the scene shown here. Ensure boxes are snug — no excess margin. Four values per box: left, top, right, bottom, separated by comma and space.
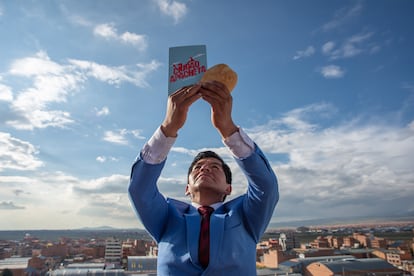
212, 165, 222, 170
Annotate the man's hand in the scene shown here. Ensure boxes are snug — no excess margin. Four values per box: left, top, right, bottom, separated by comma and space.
199, 81, 238, 138
161, 84, 202, 137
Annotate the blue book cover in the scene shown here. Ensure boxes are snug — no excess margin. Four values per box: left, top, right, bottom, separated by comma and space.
168, 45, 207, 95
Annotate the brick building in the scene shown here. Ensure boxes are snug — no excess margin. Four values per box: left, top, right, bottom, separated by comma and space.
304, 258, 403, 276
353, 232, 371, 247
41, 243, 69, 258
371, 236, 387, 248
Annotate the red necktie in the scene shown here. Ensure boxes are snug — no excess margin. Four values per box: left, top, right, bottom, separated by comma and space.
198, 206, 214, 268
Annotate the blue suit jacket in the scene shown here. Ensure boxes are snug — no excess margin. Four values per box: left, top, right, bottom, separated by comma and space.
129, 145, 279, 275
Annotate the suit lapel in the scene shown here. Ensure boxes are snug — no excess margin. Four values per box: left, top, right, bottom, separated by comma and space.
206, 212, 226, 269
184, 207, 200, 266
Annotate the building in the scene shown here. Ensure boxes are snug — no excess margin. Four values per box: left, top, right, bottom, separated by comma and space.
279, 255, 357, 275
308, 236, 330, 249
126, 256, 156, 275
104, 238, 122, 265
42, 243, 69, 258
261, 247, 297, 268
339, 247, 373, 259
279, 232, 300, 251
304, 258, 403, 276
352, 232, 371, 248
388, 241, 413, 260
47, 263, 125, 276
371, 236, 387, 248
331, 236, 344, 249
342, 236, 360, 248
372, 248, 404, 267
0, 257, 31, 276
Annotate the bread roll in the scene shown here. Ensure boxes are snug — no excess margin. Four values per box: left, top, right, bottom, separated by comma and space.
201, 63, 237, 93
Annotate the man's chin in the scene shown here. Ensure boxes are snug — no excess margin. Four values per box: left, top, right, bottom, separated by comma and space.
195, 179, 215, 189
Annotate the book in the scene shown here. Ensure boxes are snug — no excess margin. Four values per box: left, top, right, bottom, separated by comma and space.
168, 45, 207, 95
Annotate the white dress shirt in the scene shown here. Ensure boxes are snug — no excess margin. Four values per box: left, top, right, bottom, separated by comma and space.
141, 126, 255, 165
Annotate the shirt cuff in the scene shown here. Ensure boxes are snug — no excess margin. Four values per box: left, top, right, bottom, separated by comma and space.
223, 127, 254, 159
141, 126, 176, 164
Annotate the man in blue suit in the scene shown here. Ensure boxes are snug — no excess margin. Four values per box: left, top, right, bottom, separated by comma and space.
129, 81, 279, 275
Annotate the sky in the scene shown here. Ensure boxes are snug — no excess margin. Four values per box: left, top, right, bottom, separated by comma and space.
0, 0, 413, 231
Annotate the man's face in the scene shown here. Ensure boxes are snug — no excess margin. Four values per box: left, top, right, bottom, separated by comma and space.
186, 157, 231, 199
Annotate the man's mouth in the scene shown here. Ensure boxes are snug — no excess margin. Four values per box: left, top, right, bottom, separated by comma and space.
197, 174, 211, 181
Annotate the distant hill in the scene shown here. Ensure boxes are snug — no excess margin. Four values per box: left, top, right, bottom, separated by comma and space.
78, 226, 117, 230
269, 215, 414, 229
2, 216, 413, 242
0, 228, 150, 241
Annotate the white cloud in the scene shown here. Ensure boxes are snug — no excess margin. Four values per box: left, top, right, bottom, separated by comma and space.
103, 129, 145, 145
69, 59, 130, 85
94, 23, 118, 39
0, 83, 13, 102
0, 132, 43, 172
95, 106, 110, 117
74, 174, 128, 194
130, 129, 146, 140
9, 51, 65, 77
155, 0, 187, 23
120, 32, 147, 50
293, 46, 315, 60
319, 65, 345, 79
324, 32, 376, 60
322, 41, 335, 55
369, 45, 381, 55
7, 51, 81, 130
342, 32, 374, 58
156, 103, 414, 222
68, 59, 160, 87
68, 15, 148, 50
246, 103, 414, 221
73, 174, 133, 220
4, 52, 160, 130
0, 201, 25, 210
96, 155, 119, 163
0, 171, 136, 229
93, 23, 148, 51
2, 101, 413, 229
321, 2, 363, 32
103, 130, 129, 145
68, 14, 91, 27
96, 156, 106, 163
348, 31, 374, 44
171, 147, 199, 156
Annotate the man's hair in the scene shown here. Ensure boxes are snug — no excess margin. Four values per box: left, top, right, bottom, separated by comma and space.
187, 150, 232, 184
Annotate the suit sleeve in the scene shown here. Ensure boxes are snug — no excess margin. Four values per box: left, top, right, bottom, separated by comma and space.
237, 144, 279, 242
128, 154, 169, 242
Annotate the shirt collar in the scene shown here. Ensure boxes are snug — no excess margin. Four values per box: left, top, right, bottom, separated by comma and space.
191, 201, 223, 210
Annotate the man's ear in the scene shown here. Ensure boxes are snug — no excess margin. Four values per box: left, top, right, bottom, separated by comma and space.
225, 184, 232, 195
185, 184, 190, 196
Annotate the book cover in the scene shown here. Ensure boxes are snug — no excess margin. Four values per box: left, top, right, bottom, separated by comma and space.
168, 45, 207, 95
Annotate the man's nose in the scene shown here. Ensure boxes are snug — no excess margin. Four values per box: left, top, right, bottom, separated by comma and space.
200, 164, 211, 171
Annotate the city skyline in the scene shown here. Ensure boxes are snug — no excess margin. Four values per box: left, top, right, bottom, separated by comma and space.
1, 0, 414, 230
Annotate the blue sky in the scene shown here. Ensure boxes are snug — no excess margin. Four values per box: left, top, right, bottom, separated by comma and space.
0, 0, 413, 230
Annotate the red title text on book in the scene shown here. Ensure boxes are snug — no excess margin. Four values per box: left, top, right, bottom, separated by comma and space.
170, 57, 206, 83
